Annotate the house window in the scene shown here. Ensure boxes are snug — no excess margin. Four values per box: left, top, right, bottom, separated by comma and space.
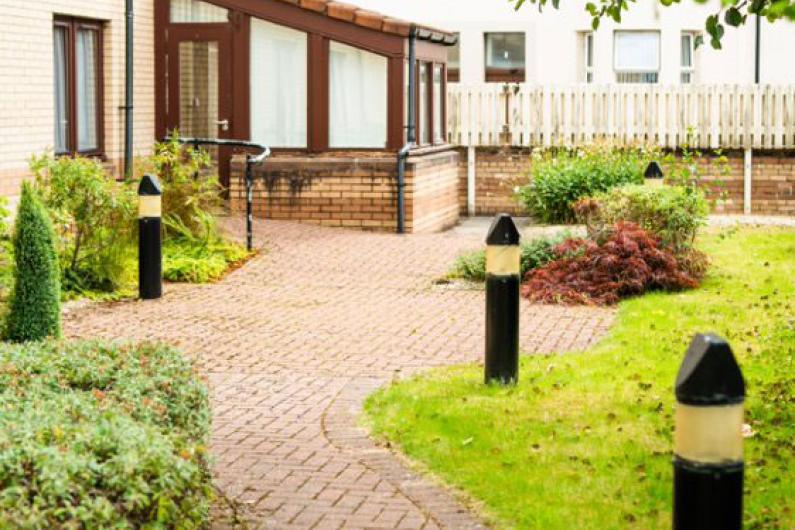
53, 18, 103, 155
484, 32, 525, 83
329, 41, 387, 148
681, 32, 696, 84
583, 32, 594, 83
419, 62, 430, 145
250, 19, 307, 147
170, 0, 228, 23
447, 34, 460, 83
614, 31, 660, 84
433, 64, 444, 143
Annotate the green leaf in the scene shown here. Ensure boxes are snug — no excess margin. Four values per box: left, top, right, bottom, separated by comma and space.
725, 6, 744, 25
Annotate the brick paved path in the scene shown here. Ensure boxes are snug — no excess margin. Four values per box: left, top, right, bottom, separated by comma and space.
64, 219, 614, 530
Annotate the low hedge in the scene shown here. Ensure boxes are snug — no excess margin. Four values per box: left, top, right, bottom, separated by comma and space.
0, 341, 211, 528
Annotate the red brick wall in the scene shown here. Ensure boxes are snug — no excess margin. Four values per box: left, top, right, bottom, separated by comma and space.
457, 148, 795, 217
230, 149, 459, 233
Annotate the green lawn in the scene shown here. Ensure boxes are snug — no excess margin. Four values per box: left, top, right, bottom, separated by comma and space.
364, 226, 795, 530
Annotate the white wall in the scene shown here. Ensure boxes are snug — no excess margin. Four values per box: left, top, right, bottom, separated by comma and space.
353, 0, 795, 85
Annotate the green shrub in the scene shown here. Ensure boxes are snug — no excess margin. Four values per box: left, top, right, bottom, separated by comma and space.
450, 232, 570, 282
516, 143, 656, 223
141, 134, 222, 240
29, 154, 137, 294
575, 184, 710, 251
4, 183, 61, 342
0, 341, 211, 528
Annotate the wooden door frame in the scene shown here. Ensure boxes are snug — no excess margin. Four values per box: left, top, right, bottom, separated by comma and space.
166, 24, 235, 186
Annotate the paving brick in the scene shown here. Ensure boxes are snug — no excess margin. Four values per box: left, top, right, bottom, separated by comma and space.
64, 218, 613, 529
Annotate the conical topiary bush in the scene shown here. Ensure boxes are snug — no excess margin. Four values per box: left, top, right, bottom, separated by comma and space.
4, 182, 61, 342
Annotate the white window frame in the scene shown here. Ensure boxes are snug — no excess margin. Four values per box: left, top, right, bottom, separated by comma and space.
583, 32, 594, 83
681, 32, 697, 84
613, 30, 660, 84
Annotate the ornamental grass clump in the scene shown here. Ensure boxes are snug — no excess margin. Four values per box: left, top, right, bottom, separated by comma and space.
0, 341, 211, 528
4, 183, 61, 342
523, 222, 706, 306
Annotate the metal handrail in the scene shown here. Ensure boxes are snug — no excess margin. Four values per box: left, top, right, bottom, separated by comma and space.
172, 137, 271, 251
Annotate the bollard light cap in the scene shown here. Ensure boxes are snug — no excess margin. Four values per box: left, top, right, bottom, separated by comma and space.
486, 214, 520, 246
675, 333, 745, 406
139, 174, 162, 196
644, 161, 664, 180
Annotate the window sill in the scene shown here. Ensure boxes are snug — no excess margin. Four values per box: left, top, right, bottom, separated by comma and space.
485, 68, 525, 83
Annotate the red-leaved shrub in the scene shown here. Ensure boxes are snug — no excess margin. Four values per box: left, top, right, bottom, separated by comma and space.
522, 222, 706, 306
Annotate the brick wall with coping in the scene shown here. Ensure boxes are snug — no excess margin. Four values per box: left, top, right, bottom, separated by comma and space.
230, 150, 460, 234
0, 0, 155, 196
458, 147, 795, 217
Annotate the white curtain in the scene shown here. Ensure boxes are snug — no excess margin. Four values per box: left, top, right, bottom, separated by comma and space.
53, 27, 68, 153
419, 64, 429, 144
170, 0, 228, 23
433, 65, 442, 143
329, 41, 387, 148
76, 29, 98, 152
250, 19, 307, 148
614, 32, 660, 72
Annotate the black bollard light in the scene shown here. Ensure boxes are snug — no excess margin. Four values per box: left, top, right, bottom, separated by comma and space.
484, 213, 521, 384
673, 334, 746, 530
138, 174, 163, 300
645, 160, 665, 188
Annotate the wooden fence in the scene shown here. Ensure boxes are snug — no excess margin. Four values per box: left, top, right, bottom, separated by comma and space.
447, 84, 795, 150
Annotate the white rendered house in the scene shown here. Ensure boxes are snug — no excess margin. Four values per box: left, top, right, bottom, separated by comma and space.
352, 0, 795, 85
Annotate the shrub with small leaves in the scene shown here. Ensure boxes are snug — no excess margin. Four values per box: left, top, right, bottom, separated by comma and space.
516, 143, 656, 224
29, 153, 137, 294
0, 341, 211, 528
4, 183, 61, 342
574, 184, 710, 252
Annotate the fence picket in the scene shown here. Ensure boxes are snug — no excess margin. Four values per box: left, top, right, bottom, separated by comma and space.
446, 83, 795, 150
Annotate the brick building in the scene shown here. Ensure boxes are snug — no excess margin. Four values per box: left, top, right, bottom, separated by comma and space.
0, 0, 462, 233
0, 0, 155, 197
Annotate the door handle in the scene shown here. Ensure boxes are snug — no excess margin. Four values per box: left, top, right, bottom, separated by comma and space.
216, 119, 230, 132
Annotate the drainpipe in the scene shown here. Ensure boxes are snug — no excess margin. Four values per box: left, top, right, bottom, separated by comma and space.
396, 26, 418, 234
123, 0, 134, 179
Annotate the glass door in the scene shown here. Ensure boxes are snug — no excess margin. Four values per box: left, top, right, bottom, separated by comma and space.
167, 26, 233, 187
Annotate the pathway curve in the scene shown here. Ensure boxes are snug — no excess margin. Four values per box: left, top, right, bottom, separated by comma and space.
64, 219, 614, 530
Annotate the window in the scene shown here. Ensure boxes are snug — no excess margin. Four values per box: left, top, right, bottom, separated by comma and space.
681, 32, 696, 84
170, 0, 228, 23
53, 18, 103, 155
484, 32, 525, 83
614, 31, 660, 84
447, 34, 460, 83
433, 65, 444, 143
419, 63, 430, 145
583, 32, 594, 83
250, 19, 307, 147
329, 41, 387, 148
